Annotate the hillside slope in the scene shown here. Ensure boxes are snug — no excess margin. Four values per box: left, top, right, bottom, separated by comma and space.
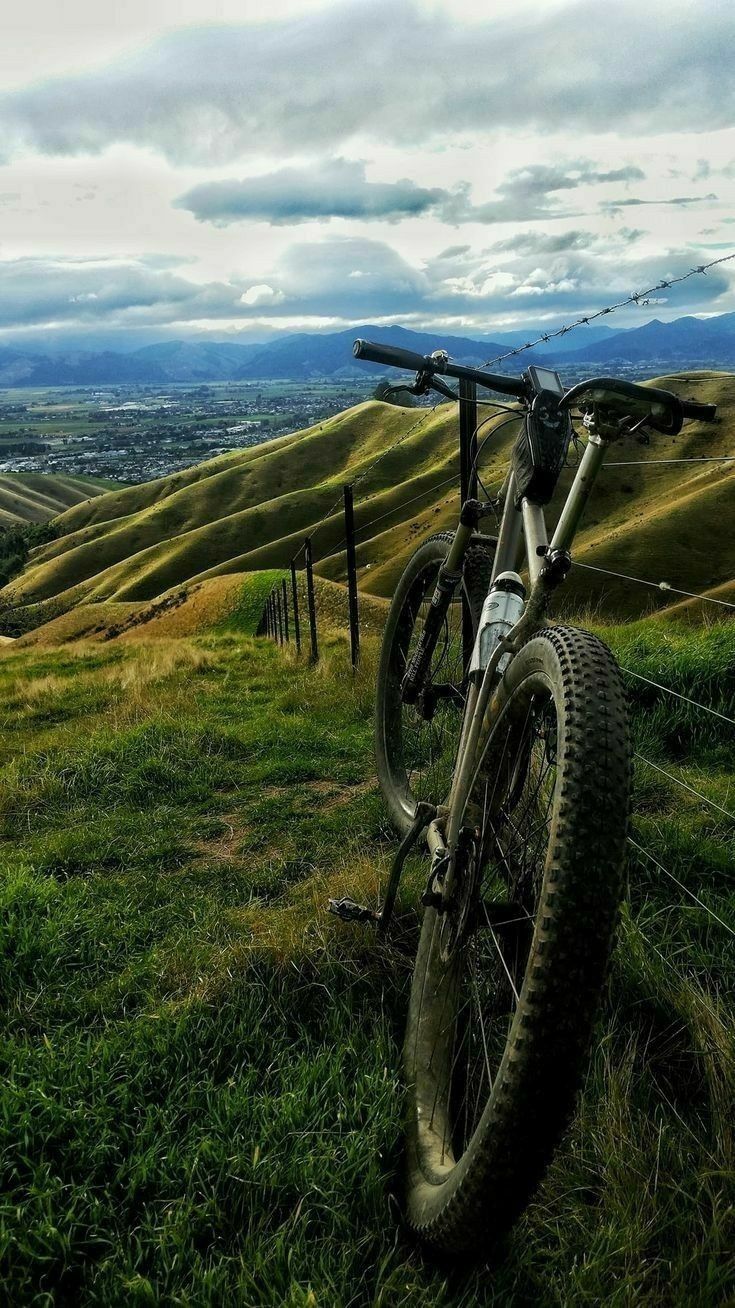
0, 472, 112, 527
2, 372, 733, 625
0, 617, 732, 1302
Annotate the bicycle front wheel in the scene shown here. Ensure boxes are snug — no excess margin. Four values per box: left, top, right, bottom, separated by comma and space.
404, 625, 631, 1256
375, 532, 494, 836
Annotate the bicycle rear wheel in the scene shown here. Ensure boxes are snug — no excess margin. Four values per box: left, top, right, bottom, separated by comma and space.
404, 625, 631, 1255
375, 532, 494, 836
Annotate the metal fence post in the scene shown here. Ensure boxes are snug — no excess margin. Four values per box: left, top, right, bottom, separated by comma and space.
343, 483, 360, 668
304, 536, 319, 663
276, 588, 284, 644
267, 592, 273, 638
291, 558, 301, 654
459, 377, 478, 503
281, 577, 289, 643
459, 377, 478, 669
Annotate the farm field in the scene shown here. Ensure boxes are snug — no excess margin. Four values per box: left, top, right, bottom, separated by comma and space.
0, 581, 732, 1304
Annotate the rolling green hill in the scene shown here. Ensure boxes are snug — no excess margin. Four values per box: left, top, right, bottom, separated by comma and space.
1, 371, 733, 629
0, 472, 113, 527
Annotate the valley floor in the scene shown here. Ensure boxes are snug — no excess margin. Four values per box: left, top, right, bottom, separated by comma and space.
0, 601, 733, 1304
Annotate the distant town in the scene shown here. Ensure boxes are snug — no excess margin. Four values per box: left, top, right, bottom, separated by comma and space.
0, 379, 381, 484
0, 346, 721, 486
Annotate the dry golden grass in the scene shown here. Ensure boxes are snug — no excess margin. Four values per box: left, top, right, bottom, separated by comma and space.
119, 576, 244, 640
10, 672, 67, 705
99, 638, 214, 726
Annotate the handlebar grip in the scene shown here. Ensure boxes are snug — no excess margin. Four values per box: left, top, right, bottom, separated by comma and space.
353, 338, 431, 372
679, 399, 717, 422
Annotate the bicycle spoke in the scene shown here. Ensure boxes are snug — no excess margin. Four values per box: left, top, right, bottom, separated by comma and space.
422, 685, 559, 1162
396, 565, 472, 813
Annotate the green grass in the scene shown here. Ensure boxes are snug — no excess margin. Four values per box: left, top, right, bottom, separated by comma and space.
0, 617, 733, 1304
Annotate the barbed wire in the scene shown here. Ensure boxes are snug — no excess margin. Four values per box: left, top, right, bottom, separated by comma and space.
481, 250, 735, 368
353, 473, 458, 546
574, 560, 735, 610
306, 393, 521, 565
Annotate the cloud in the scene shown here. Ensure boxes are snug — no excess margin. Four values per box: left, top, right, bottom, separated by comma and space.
0, 2, 733, 164
601, 192, 717, 215
0, 255, 240, 329
454, 162, 647, 224
0, 236, 732, 340
419, 241, 734, 321
488, 230, 602, 256
255, 236, 430, 316
240, 284, 285, 307
176, 157, 648, 230
175, 158, 449, 225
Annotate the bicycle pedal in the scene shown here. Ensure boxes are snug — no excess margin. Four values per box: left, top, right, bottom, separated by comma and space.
328, 897, 381, 925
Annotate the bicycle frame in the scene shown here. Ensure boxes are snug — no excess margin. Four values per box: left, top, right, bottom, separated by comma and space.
332, 339, 716, 936
425, 430, 611, 882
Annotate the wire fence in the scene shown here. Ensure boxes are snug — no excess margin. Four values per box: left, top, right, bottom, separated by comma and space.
257, 248, 735, 938
258, 415, 735, 944
259, 373, 489, 665
260, 470, 735, 942
260, 249, 735, 663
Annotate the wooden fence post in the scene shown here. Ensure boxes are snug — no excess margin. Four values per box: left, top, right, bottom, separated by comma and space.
304, 536, 319, 663
291, 558, 301, 654
343, 483, 360, 668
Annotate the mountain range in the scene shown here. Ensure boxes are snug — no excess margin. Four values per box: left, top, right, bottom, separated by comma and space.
2, 315, 735, 386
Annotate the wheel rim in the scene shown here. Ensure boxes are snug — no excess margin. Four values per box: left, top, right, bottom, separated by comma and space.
383, 559, 472, 824
411, 672, 559, 1179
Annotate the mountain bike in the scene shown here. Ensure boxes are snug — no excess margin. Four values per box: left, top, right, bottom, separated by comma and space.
330, 338, 717, 1256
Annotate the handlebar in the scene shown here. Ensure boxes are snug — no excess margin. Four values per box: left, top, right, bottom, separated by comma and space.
354, 340, 718, 429
353, 338, 528, 400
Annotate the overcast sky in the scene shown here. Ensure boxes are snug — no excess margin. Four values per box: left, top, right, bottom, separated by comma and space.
1, 0, 734, 348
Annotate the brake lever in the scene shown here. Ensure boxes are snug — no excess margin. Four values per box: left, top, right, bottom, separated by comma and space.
385, 371, 459, 402
425, 375, 459, 402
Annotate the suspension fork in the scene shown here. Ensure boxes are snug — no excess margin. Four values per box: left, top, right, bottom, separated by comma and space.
400, 500, 488, 705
